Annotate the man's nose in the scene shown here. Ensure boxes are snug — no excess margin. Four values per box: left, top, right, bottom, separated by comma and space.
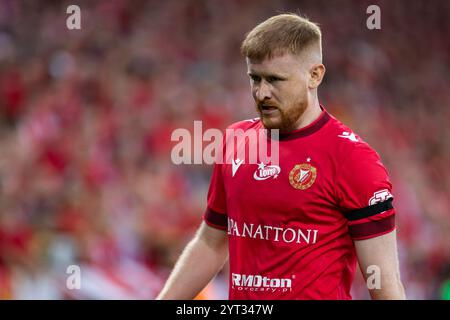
255, 81, 272, 101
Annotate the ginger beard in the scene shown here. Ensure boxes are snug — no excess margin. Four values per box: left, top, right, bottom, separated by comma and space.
256, 91, 308, 133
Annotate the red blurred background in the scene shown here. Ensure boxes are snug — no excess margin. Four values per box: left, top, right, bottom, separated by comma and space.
0, 0, 449, 299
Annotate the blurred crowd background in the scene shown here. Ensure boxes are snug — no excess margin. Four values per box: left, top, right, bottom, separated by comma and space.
0, 0, 449, 299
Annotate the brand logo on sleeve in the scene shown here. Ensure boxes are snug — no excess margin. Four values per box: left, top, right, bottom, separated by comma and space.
369, 189, 393, 205
289, 163, 317, 190
338, 131, 359, 142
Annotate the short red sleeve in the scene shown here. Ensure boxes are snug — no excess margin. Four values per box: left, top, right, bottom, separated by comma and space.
336, 143, 396, 240
203, 163, 227, 230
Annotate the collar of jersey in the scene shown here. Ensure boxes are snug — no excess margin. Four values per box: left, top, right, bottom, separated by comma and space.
267, 105, 331, 141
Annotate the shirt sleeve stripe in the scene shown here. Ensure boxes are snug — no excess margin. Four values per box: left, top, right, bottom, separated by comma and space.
343, 198, 394, 221
348, 214, 395, 239
203, 207, 227, 229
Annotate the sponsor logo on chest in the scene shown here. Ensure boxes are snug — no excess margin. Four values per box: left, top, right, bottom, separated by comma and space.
253, 162, 281, 181
231, 273, 293, 293
227, 217, 319, 245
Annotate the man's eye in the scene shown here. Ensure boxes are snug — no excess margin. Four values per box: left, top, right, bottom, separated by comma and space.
250, 75, 261, 82
267, 76, 280, 83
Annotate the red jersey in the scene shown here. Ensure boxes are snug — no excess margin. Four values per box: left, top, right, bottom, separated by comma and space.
203, 107, 396, 300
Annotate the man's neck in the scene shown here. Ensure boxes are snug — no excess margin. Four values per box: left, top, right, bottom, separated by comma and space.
295, 99, 322, 130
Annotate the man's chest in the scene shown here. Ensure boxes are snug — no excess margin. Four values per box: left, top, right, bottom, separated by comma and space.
222, 146, 339, 224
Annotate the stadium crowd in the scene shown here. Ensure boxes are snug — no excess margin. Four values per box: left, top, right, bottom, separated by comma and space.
0, 0, 449, 299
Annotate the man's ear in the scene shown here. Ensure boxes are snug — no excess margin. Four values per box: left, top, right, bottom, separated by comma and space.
308, 64, 326, 89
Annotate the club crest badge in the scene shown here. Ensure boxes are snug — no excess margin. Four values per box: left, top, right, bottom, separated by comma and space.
289, 163, 317, 190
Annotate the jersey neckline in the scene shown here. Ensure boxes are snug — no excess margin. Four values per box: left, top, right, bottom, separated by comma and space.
267, 105, 331, 141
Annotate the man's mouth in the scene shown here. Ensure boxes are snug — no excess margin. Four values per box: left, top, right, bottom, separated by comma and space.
259, 105, 278, 115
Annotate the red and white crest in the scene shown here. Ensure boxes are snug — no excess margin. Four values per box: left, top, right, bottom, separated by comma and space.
289, 163, 317, 190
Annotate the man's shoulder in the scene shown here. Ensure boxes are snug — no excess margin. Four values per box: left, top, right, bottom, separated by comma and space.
324, 113, 379, 159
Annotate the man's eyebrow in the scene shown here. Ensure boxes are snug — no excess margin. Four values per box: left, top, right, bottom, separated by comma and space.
247, 72, 287, 79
